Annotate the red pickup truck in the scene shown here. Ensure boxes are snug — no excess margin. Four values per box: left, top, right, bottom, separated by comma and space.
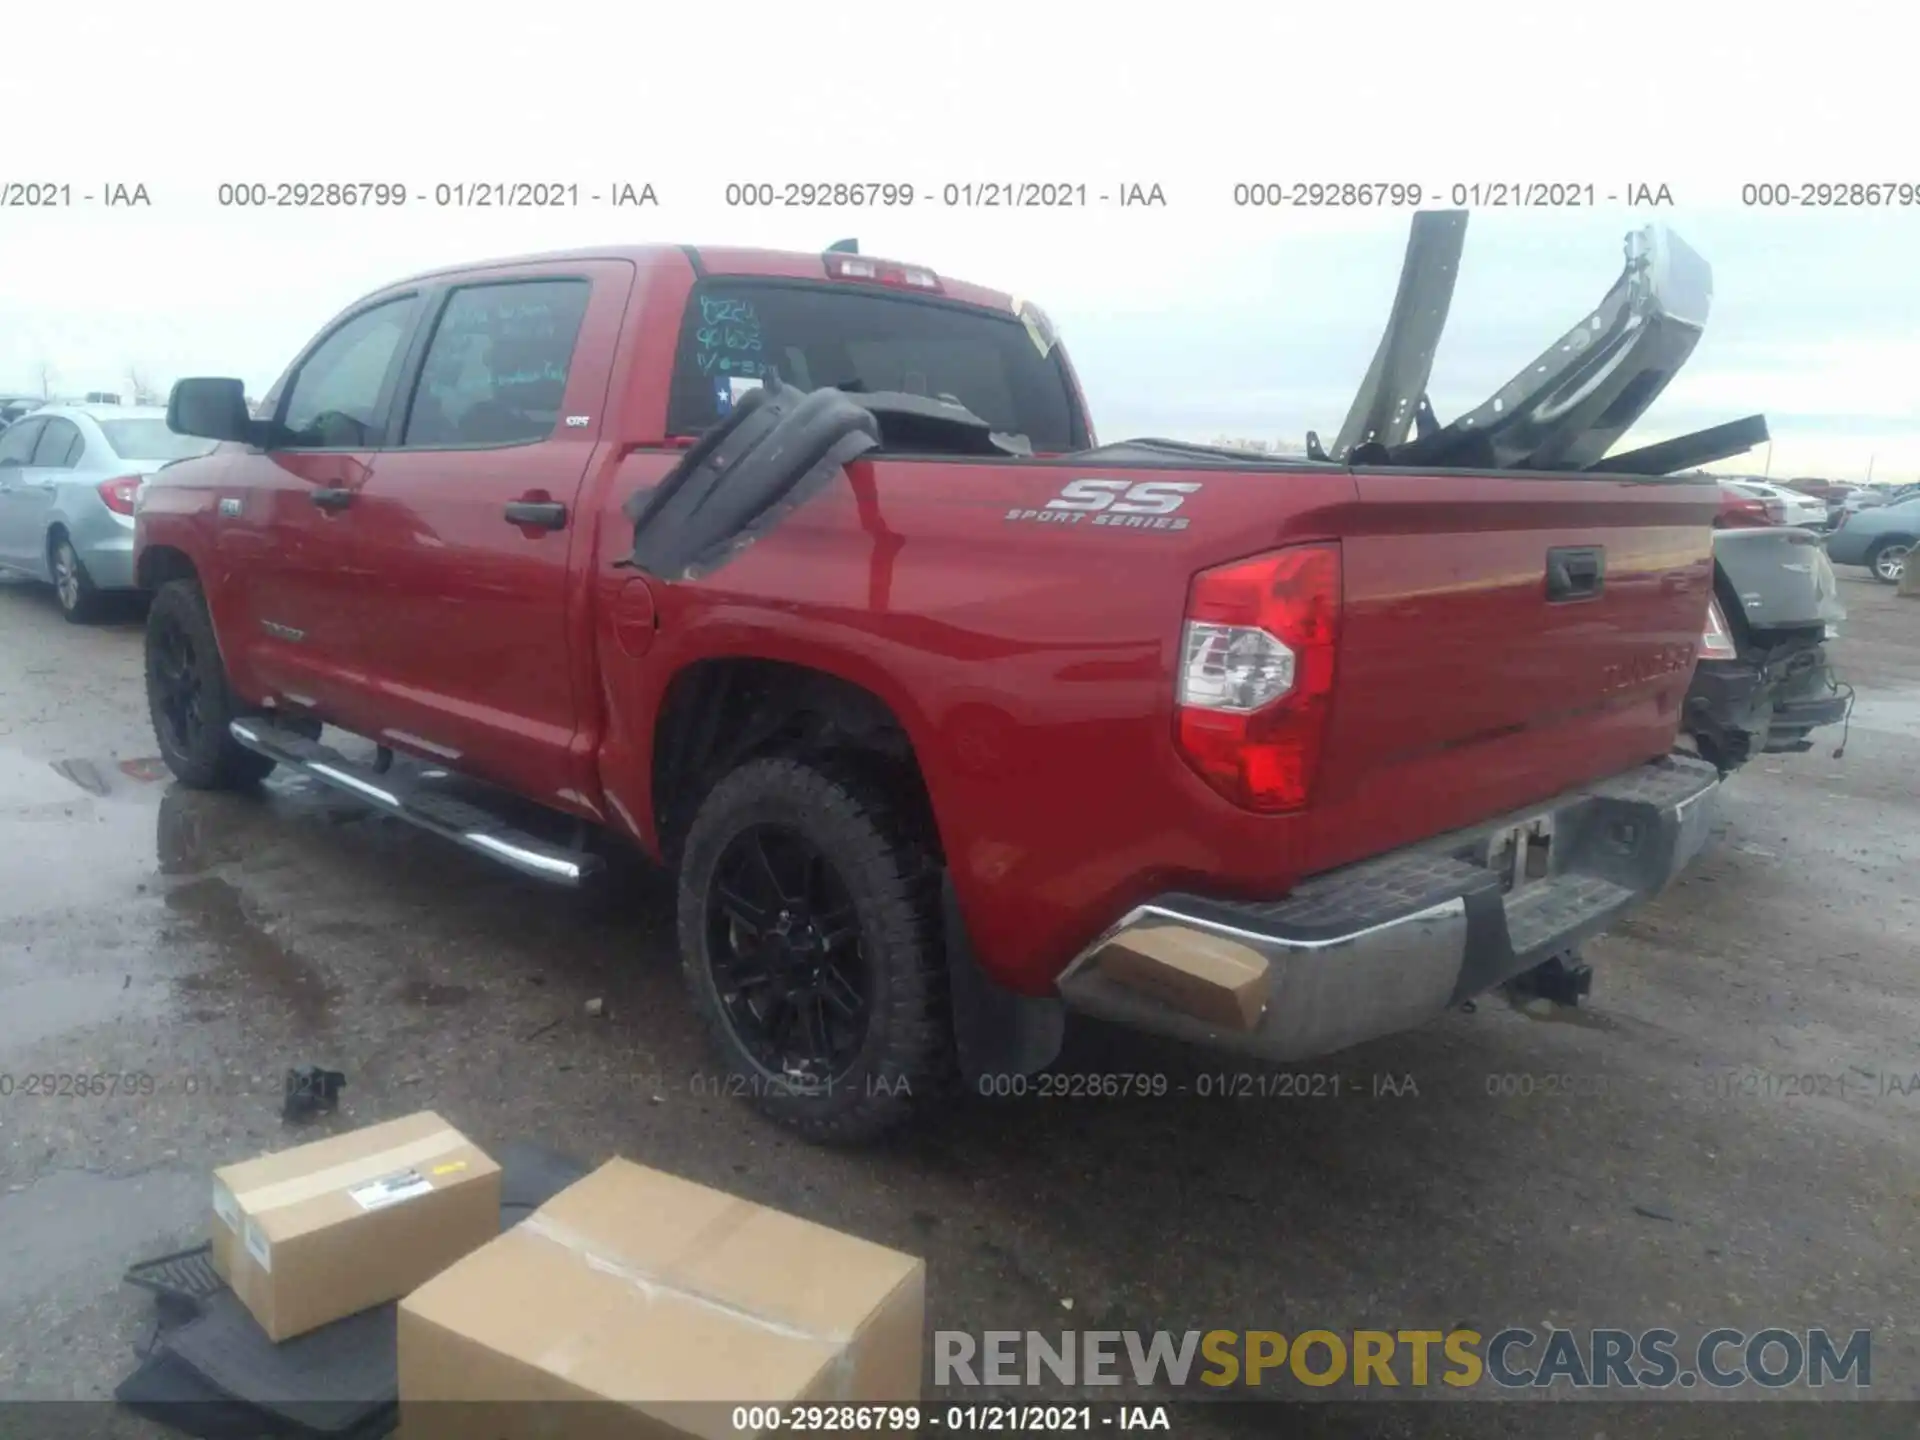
138, 220, 1737, 1140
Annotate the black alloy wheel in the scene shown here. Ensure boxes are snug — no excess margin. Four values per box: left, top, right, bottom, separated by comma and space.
149, 611, 204, 756
706, 823, 872, 1087
144, 579, 276, 789
677, 756, 953, 1143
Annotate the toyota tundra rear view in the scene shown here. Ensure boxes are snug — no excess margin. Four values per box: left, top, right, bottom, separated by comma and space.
134, 214, 1747, 1139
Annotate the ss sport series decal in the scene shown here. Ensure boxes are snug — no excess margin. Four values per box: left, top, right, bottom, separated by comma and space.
1005, 479, 1202, 532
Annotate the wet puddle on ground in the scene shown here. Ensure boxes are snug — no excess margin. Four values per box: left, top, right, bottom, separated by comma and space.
0, 748, 175, 1051
163, 875, 341, 1033
0, 971, 165, 1053
0, 1167, 207, 1300
0, 746, 351, 1058
0, 749, 165, 914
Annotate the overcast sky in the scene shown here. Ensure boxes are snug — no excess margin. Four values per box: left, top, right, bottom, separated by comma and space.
4, 1, 1914, 483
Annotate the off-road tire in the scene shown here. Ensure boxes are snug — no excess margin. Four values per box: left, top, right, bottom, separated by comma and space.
677, 756, 953, 1143
145, 578, 276, 790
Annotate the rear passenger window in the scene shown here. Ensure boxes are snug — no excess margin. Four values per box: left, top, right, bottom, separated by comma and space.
401, 280, 590, 448
32, 419, 83, 467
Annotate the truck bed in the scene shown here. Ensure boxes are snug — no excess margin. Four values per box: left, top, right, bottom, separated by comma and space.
616, 403, 1717, 992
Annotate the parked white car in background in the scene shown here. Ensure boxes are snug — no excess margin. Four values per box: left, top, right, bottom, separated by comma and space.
0, 404, 216, 622
1722, 478, 1828, 529
0, 395, 43, 428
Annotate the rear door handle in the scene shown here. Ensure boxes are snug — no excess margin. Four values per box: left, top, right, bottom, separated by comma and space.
311, 487, 353, 512
1546, 545, 1605, 602
504, 500, 567, 530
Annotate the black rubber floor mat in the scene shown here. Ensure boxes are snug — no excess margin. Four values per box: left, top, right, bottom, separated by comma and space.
164, 1290, 396, 1434
493, 1138, 593, 1216
115, 1345, 390, 1440
126, 1245, 225, 1309
118, 1138, 592, 1439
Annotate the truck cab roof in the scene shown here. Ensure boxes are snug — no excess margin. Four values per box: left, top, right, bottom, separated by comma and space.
392, 244, 1019, 314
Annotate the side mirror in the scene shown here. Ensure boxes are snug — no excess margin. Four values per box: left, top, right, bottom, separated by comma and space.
167, 377, 255, 444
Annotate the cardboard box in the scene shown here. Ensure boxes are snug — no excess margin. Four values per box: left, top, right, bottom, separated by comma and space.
398, 1157, 925, 1439
1096, 925, 1272, 1030
211, 1110, 500, 1342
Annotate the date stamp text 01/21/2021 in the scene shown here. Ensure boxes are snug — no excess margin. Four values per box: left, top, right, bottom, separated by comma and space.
727, 1405, 1168, 1433
8, 177, 1920, 210
0, 1068, 1406, 1104
1, 177, 1658, 211
11, 1068, 1914, 1104
636, 1070, 1425, 1102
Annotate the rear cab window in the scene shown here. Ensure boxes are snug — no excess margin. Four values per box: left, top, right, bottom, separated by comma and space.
665, 280, 1088, 453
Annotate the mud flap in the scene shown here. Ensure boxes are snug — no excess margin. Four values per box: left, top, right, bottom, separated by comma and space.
943, 876, 1064, 1084
624, 379, 880, 581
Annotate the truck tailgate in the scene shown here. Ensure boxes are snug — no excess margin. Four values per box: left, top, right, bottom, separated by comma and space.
1307, 470, 1715, 870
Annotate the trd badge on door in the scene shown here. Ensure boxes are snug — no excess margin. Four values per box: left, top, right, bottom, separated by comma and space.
218, 497, 242, 517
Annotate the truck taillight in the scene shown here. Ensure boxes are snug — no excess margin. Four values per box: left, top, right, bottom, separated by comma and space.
1174, 543, 1341, 813
97, 476, 142, 515
824, 253, 942, 291
1700, 594, 1738, 661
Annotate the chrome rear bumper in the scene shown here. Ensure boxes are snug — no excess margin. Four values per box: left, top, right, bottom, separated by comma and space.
1056, 755, 1720, 1062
